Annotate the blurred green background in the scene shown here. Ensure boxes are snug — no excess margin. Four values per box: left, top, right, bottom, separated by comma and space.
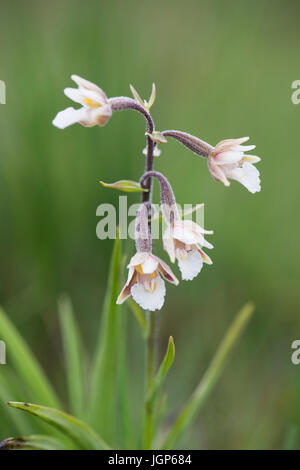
0, 0, 300, 449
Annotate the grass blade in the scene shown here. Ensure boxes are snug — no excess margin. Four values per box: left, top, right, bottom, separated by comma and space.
0, 307, 61, 409
88, 235, 122, 441
0, 434, 69, 450
128, 298, 147, 338
147, 336, 175, 408
0, 369, 35, 435
7, 402, 111, 450
58, 296, 84, 418
161, 302, 254, 449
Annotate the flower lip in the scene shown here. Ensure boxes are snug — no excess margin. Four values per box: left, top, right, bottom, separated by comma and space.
117, 251, 178, 310
208, 137, 261, 193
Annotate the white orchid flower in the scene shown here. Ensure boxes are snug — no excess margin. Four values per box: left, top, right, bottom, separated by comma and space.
163, 219, 213, 281
117, 252, 178, 311
52, 75, 112, 129
208, 137, 261, 193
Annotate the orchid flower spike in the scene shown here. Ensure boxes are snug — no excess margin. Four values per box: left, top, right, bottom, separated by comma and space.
208, 137, 261, 193
52, 75, 112, 129
140, 171, 214, 281
117, 204, 178, 311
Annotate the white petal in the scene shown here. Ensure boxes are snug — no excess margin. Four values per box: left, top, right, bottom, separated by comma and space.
71, 74, 106, 98
177, 249, 203, 281
173, 223, 213, 249
214, 151, 244, 165
163, 227, 176, 263
141, 255, 158, 274
229, 162, 261, 193
131, 277, 166, 311
52, 107, 89, 129
64, 88, 84, 105
128, 252, 148, 268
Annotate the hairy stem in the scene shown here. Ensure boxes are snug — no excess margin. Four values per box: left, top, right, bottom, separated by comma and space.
144, 310, 156, 449
108, 96, 155, 199
161, 130, 213, 158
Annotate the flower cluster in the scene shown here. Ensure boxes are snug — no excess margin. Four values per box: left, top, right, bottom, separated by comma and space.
53, 75, 262, 311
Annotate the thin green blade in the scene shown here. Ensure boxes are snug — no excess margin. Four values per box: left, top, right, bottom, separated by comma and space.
88, 235, 122, 441
7, 402, 111, 450
58, 296, 84, 418
161, 302, 254, 449
0, 434, 69, 450
0, 307, 61, 409
147, 336, 175, 408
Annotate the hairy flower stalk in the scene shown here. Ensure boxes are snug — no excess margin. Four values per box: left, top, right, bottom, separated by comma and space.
141, 171, 214, 280
161, 130, 261, 193
108, 97, 155, 200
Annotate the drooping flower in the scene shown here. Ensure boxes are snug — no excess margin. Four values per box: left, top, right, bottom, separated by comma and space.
117, 204, 178, 311
163, 219, 213, 281
117, 251, 179, 311
52, 75, 112, 129
139, 171, 214, 282
208, 137, 261, 193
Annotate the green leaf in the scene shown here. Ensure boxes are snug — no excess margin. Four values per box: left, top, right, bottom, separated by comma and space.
147, 336, 175, 408
128, 298, 148, 338
100, 180, 148, 193
147, 83, 156, 110
58, 296, 84, 419
0, 369, 35, 435
0, 434, 69, 450
0, 307, 61, 409
161, 302, 254, 449
130, 84, 144, 107
7, 402, 111, 450
88, 235, 122, 441
116, 308, 134, 449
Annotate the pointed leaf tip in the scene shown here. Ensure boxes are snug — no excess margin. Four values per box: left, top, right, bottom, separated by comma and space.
100, 180, 148, 193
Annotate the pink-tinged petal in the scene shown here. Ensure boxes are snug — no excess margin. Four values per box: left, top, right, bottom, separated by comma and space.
195, 246, 213, 264
89, 105, 112, 126
71, 74, 108, 102
141, 255, 158, 274
163, 227, 176, 263
131, 276, 166, 311
207, 156, 230, 186
52, 107, 89, 129
172, 224, 200, 245
157, 258, 179, 285
181, 220, 213, 235
214, 150, 244, 165
215, 137, 249, 152
128, 252, 148, 268
177, 249, 203, 281
116, 268, 136, 304
173, 222, 213, 249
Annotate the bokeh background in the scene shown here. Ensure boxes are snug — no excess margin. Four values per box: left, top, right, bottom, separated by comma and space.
0, 0, 300, 449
